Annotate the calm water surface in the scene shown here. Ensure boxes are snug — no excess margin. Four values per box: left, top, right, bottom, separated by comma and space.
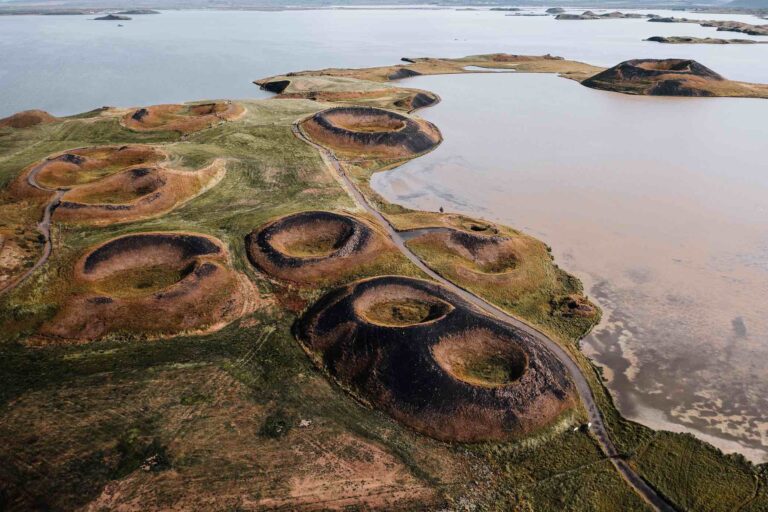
1, 8, 768, 116
372, 73, 768, 462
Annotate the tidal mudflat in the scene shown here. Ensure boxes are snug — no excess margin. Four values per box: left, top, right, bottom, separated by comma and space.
372, 72, 768, 462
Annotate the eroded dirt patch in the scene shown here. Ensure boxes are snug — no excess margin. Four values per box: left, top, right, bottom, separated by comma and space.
296, 275, 576, 442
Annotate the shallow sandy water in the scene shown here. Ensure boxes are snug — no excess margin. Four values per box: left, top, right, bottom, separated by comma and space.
372, 72, 768, 462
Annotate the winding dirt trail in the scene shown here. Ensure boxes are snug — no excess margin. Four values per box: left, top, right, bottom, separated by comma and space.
0, 162, 63, 297
292, 120, 677, 512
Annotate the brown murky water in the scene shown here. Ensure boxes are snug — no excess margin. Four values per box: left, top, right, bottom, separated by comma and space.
372, 72, 768, 462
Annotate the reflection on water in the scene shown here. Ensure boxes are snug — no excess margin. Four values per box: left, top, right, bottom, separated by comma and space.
2, 8, 768, 116
372, 73, 768, 462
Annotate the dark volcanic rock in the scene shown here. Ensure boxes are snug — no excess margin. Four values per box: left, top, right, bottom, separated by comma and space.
309, 106, 440, 155
295, 276, 575, 442
406, 92, 438, 110
56, 153, 86, 165
247, 211, 372, 270
259, 79, 291, 93
83, 233, 220, 274
387, 68, 422, 80
94, 14, 131, 21
131, 108, 149, 121
582, 59, 725, 96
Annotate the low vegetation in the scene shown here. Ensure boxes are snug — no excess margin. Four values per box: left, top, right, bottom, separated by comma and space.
1, 53, 766, 511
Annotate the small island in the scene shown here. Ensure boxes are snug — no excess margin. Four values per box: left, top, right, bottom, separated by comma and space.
116, 9, 160, 15
556, 10, 657, 20
649, 16, 768, 36
94, 14, 131, 21
581, 58, 768, 97
646, 35, 766, 44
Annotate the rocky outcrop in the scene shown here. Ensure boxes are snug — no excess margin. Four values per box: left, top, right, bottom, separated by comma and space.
648, 16, 768, 36
557, 10, 653, 20
387, 68, 422, 80
646, 36, 763, 44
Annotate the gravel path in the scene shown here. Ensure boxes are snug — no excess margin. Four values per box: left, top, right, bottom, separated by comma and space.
292, 119, 676, 512
0, 161, 63, 297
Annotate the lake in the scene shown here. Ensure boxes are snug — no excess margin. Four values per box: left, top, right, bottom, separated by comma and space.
1, 7, 767, 116
372, 72, 768, 462
2, 7, 767, 461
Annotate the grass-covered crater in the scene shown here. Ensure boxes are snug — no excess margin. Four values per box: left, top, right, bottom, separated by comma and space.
35, 232, 255, 344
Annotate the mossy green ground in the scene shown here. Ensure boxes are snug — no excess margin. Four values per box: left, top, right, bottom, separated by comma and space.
2, 61, 767, 509
362, 297, 436, 326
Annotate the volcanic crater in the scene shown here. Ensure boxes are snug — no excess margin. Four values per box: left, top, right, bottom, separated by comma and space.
582, 58, 728, 96
36, 232, 253, 344
300, 106, 442, 159
121, 101, 244, 134
23, 145, 225, 225
295, 276, 576, 442
444, 230, 519, 274
246, 211, 391, 284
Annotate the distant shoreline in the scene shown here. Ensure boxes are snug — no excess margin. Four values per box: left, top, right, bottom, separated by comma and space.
0, 4, 766, 17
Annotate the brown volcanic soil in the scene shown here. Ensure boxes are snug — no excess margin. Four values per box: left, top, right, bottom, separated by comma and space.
246, 210, 394, 285
34, 232, 255, 344
295, 276, 576, 442
56, 160, 225, 226
255, 75, 439, 112
0, 109, 58, 129
300, 106, 442, 159
121, 101, 245, 134
582, 58, 768, 97
32, 145, 165, 189
17, 145, 225, 225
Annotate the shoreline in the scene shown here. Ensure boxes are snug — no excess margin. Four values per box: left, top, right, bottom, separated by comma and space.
358, 66, 768, 463
2, 52, 767, 508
